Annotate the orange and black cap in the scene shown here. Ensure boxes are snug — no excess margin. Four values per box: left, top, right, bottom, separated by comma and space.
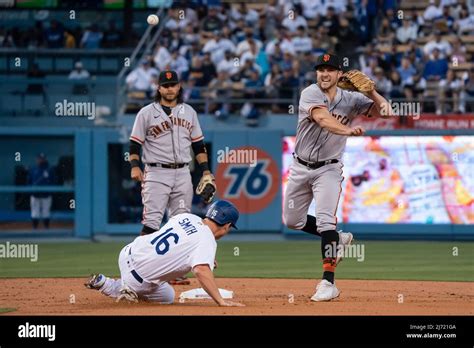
314, 53, 342, 70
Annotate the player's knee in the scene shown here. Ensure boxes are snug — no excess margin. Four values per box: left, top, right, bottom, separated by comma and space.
159, 283, 175, 304
283, 213, 305, 230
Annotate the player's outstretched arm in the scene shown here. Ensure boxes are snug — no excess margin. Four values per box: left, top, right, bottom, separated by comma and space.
365, 90, 393, 119
311, 108, 365, 136
192, 264, 244, 307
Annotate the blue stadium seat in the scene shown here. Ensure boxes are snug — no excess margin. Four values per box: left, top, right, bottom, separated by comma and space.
100, 58, 119, 72
9, 58, 28, 72
81, 58, 98, 71
24, 94, 46, 115
36, 57, 53, 71
56, 58, 75, 72
0, 93, 23, 116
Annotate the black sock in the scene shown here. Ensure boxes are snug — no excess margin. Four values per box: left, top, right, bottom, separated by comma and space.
323, 271, 335, 284
140, 225, 155, 235
32, 219, 39, 229
301, 215, 321, 237
321, 230, 339, 284
44, 218, 50, 228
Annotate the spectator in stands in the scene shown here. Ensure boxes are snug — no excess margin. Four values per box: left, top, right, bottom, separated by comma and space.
282, 4, 308, 33
423, 31, 452, 58
388, 70, 404, 99
189, 57, 207, 87
69, 61, 90, 95
168, 49, 189, 80
377, 17, 395, 43
397, 57, 418, 86
385, 8, 401, 31
424, 0, 443, 21
406, 39, 424, 66
301, 0, 322, 19
207, 71, 233, 117
276, 67, 299, 106
373, 67, 392, 98
267, 41, 285, 67
68, 61, 90, 80
396, 16, 418, 43
440, 5, 455, 30
169, 30, 184, 53
102, 21, 122, 48
28, 153, 55, 229
64, 29, 76, 48
0, 26, 15, 47
264, 64, 283, 112
462, 68, 474, 112
44, 20, 64, 48
265, 27, 295, 56
236, 32, 263, 58
201, 5, 223, 36
153, 41, 172, 71
26, 63, 45, 95
125, 59, 158, 96
279, 51, 298, 75
298, 51, 315, 81
166, 8, 191, 31
201, 53, 217, 85
217, 50, 238, 77
80, 24, 103, 49
202, 30, 236, 66
454, 5, 474, 34
362, 58, 378, 80
316, 6, 339, 37
234, 57, 262, 83
241, 39, 260, 66
450, 36, 467, 64
438, 69, 465, 114
335, 17, 360, 62
423, 48, 448, 81
230, 3, 259, 26
291, 26, 312, 54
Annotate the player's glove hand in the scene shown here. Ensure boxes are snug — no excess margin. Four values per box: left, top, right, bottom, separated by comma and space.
196, 173, 216, 204
338, 70, 375, 94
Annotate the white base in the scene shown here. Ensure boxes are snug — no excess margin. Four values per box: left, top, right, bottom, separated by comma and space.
179, 288, 233, 300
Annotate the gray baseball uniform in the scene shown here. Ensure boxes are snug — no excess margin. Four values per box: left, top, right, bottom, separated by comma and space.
130, 102, 204, 230
284, 83, 373, 232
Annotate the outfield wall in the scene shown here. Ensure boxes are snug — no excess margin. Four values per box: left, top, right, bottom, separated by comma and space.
0, 115, 473, 240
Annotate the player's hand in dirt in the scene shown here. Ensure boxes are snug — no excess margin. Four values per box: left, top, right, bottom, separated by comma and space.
349, 126, 365, 136
131, 167, 144, 182
219, 300, 245, 307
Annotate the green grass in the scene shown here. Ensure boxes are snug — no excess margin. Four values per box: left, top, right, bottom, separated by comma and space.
0, 308, 17, 314
0, 241, 472, 281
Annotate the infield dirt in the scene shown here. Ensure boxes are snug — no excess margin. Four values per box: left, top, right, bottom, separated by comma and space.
1, 278, 473, 315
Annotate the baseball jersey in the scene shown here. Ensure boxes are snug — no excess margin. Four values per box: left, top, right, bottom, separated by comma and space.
295, 84, 374, 162
130, 102, 204, 164
129, 213, 217, 283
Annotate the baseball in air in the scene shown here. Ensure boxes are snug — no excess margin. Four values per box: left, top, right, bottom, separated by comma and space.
147, 14, 159, 26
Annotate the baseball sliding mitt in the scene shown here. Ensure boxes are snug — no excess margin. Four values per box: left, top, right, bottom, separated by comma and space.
337, 70, 375, 94
196, 173, 217, 204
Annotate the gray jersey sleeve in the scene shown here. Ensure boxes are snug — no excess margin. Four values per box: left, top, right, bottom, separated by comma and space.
351, 92, 374, 117
190, 109, 204, 142
130, 109, 148, 144
298, 86, 328, 121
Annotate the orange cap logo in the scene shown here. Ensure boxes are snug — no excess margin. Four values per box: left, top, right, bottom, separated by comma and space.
323, 54, 330, 62
166, 72, 172, 79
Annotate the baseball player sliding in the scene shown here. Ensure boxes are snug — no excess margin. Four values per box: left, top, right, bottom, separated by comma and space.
128, 70, 217, 285
284, 54, 392, 301
85, 200, 244, 307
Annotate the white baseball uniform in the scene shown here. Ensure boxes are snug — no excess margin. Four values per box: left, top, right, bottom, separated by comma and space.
100, 213, 216, 303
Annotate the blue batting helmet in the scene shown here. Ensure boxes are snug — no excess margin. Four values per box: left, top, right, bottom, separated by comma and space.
205, 200, 239, 229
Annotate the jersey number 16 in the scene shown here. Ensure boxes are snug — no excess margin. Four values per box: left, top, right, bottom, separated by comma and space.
150, 227, 179, 255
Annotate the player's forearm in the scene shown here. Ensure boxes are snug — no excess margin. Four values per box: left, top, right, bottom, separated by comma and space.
129, 154, 140, 162
366, 90, 392, 118
312, 111, 351, 136
193, 266, 225, 305
195, 153, 211, 175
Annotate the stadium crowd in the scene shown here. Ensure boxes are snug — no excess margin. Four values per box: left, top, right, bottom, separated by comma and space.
124, 0, 474, 117
2, 0, 474, 117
